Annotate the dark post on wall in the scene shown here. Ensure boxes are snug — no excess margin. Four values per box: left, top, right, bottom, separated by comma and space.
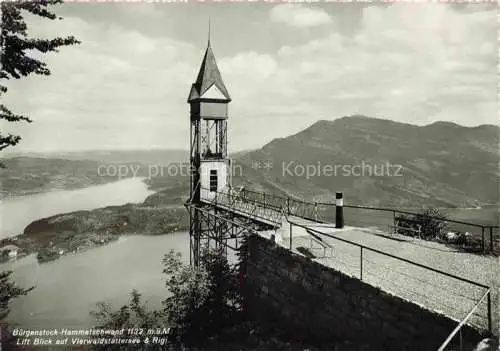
336, 192, 344, 229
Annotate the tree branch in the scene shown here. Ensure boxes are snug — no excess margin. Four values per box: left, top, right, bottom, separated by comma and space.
0, 105, 32, 123
0, 0, 80, 154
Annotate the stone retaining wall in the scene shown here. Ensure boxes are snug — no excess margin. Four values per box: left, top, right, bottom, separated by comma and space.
240, 234, 484, 350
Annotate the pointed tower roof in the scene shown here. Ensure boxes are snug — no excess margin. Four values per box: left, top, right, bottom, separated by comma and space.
188, 42, 231, 103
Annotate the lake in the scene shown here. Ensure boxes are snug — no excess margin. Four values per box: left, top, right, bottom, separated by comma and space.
0, 177, 155, 239
2, 233, 189, 329
0, 177, 191, 328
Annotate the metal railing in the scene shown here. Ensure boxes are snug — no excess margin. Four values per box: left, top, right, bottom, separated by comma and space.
438, 288, 492, 351
239, 188, 326, 222
286, 219, 493, 336
200, 187, 283, 226
237, 188, 500, 253
194, 186, 495, 347
195, 186, 496, 348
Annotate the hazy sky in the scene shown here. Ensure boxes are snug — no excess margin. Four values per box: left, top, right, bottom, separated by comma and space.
2, 2, 497, 152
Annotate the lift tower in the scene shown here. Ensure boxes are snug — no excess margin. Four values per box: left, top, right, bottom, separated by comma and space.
187, 37, 231, 266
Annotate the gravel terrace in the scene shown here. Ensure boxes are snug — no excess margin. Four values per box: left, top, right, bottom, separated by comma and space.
266, 217, 499, 333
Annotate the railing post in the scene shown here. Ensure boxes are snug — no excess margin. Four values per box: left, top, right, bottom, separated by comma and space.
287, 198, 290, 216
489, 227, 493, 252
459, 328, 463, 351
481, 227, 485, 252
360, 246, 363, 280
289, 223, 293, 250
487, 290, 492, 333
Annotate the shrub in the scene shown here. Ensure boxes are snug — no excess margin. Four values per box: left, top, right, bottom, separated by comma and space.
396, 208, 448, 239
161, 248, 240, 344
90, 290, 165, 351
36, 247, 59, 263
414, 208, 448, 239
0, 271, 34, 347
90, 248, 241, 349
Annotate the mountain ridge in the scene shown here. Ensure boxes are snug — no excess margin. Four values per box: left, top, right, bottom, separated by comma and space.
234, 115, 499, 208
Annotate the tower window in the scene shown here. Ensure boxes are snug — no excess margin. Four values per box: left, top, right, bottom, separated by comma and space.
209, 170, 218, 192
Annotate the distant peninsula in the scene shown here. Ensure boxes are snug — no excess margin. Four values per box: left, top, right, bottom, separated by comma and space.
0, 187, 189, 263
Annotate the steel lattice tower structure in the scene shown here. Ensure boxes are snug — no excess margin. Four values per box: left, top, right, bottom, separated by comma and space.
187, 35, 232, 267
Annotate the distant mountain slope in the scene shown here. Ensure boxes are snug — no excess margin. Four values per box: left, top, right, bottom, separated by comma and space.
0, 157, 126, 197
5, 149, 251, 165
0, 148, 253, 197
5, 149, 188, 165
233, 115, 500, 207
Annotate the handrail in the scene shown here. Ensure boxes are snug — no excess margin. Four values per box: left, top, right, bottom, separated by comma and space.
287, 218, 493, 338
239, 187, 499, 229
306, 228, 334, 249
189, 189, 494, 340
437, 288, 492, 351
287, 219, 490, 290
236, 188, 499, 254
200, 187, 283, 226
185, 202, 261, 236
190, 186, 495, 341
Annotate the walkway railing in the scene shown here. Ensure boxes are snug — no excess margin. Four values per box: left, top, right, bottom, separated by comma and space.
438, 287, 492, 351
195, 186, 496, 347
286, 219, 493, 336
194, 186, 495, 346
238, 188, 500, 253
200, 187, 283, 226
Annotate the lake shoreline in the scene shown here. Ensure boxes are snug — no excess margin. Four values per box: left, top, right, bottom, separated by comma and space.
1, 229, 188, 266
0, 202, 189, 265
0, 178, 189, 265
1, 231, 186, 266
3, 232, 191, 329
